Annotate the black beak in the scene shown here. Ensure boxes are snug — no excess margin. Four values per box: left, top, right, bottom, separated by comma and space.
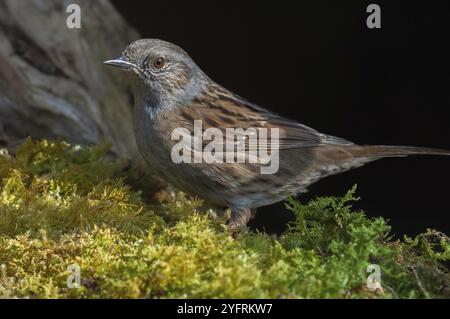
104, 56, 136, 70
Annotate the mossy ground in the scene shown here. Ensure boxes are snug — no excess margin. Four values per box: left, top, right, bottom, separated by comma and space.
0, 139, 449, 298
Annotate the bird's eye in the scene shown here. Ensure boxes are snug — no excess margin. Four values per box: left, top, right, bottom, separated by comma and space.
152, 57, 165, 70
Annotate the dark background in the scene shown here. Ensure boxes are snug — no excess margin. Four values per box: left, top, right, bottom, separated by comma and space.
111, 0, 450, 237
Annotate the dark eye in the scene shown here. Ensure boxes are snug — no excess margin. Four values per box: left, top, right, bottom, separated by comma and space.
152, 57, 165, 69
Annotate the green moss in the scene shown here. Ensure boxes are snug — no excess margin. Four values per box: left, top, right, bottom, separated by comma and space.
0, 139, 449, 298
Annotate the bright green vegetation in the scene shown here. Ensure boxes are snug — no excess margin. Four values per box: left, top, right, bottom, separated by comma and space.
0, 139, 449, 298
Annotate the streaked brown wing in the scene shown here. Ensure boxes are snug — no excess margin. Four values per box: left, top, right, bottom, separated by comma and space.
177, 84, 354, 150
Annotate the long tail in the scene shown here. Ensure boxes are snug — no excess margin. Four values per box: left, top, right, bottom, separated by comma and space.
301, 144, 449, 186
350, 145, 450, 159
314, 144, 450, 179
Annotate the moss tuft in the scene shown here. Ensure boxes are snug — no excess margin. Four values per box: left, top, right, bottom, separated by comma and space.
0, 139, 449, 298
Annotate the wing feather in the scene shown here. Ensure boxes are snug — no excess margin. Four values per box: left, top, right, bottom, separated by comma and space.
176, 85, 354, 151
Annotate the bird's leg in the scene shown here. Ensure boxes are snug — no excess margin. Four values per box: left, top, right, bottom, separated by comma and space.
222, 207, 232, 220
228, 207, 252, 229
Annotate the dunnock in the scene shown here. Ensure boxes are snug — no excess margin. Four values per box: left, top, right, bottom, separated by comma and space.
105, 39, 450, 228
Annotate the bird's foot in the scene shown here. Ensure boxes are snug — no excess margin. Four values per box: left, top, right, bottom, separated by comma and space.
227, 207, 252, 230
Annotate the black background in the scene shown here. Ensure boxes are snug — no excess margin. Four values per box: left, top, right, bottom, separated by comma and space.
111, 0, 450, 237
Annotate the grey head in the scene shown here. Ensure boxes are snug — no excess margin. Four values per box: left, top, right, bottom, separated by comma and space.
105, 39, 207, 106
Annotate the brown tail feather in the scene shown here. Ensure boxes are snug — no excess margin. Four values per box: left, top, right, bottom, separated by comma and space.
350, 145, 450, 159
309, 144, 450, 182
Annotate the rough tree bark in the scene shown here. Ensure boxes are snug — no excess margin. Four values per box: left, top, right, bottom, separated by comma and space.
0, 0, 141, 163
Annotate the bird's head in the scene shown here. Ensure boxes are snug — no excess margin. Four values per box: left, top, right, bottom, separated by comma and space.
105, 39, 204, 105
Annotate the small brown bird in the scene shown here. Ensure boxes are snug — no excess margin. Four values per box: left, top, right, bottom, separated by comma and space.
105, 39, 450, 228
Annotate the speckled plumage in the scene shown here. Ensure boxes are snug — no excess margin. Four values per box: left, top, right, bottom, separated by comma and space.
106, 39, 450, 228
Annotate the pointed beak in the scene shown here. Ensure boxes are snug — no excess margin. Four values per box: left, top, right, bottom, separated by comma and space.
104, 56, 136, 70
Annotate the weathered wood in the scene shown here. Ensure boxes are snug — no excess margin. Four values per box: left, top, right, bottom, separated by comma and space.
0, 0, 140, 163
